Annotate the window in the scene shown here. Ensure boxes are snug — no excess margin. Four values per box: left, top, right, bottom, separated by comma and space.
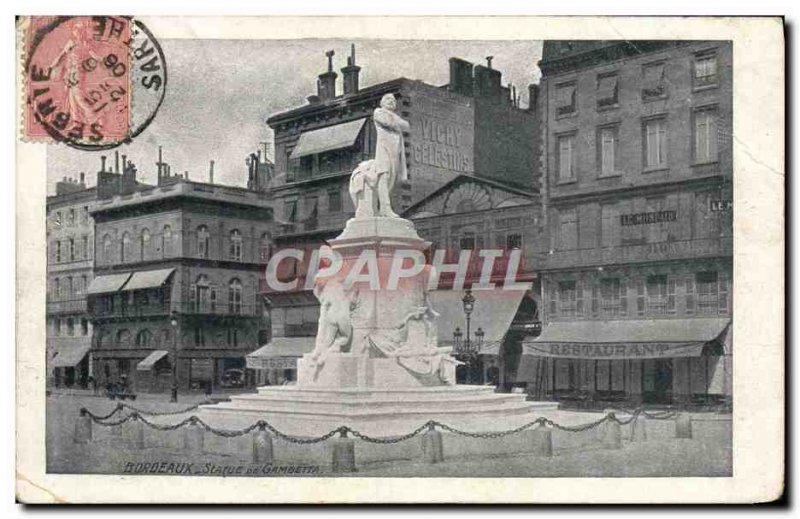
600, 278, 624, 317
227, 328, 239, 347
117, 329, 131, 348
558, 208, 578, 250
596, 73, 619, 108
196, 225, 210, 258
646, 275, 669, 315
644, 118, 667, 169
600, 204, 619, 248
557, 134, 576, 182
55, 241, 62, 263
81, 235, 89, 259
81, 206, 89, 224
506, 233, 523, 250
283, 200, 298, 223
193, 275, 210, 312
80, 275, 87, 296
161, 225, 172, 257
694, 108, 718, 164
642, 62, 667, 99
68, 209, 75, 226
102, 234, 112, 263
228, 278, 242, 314
54, 318, 61, 335
229, 229, 243, 261
194, 327, 206, 347
328, 190, 342, 213
68, 238, 75, 261
598, 126, 618, 176
694, 52, 718, 88
66, 317, 75, 336
140, 228, 150, 260
120, 232, 131, 262
555, 82, 576, 116
135, 329, 152, 348
53, 278, 60, 300
259, 233, 271, 263
65, 277, 73, 299
54, 211, 62, 228
557, 280, 583, 317
459, 234, 476, 250
81, 318, 88, 336
696, 271, 727, 315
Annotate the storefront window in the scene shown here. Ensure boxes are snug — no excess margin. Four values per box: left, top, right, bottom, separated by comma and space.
646, 275, 668, 315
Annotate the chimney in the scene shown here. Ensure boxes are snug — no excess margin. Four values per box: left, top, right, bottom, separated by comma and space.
114, 151, 120, 173
486, 56, 494, 69
184, 171, 189, 180
527, 84, 539, 114
317, 50, 337, 101
79, 172, 85, 185
341, 44, 361, 95
306, 94, 321, 106
121, 154, 127, 173
100, 155, 106, 172
209, 160, 215, 184
473, 64, 502, 100
449, 57, 473, 96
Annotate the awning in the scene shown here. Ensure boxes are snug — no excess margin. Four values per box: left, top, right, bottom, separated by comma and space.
289, 118, 366, 159
429, 287, 530, 355
246, 337, 316, 370
597, 75, 618, 102
523, 318, 730, 360
86, 273, 132, 295
136, 350, 169, 371
555, 84, 575, 108
123, 268, 175, 291
52, 344, 91, 368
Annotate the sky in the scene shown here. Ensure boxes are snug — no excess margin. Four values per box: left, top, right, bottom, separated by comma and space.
46, 38, 543, 194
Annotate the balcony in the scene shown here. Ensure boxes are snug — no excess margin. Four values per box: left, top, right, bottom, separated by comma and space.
543, 236, 733, 271
46, 298, 88, 315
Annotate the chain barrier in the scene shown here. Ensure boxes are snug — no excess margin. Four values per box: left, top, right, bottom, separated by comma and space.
120, 402, 208, 416
81, 406, 678, 443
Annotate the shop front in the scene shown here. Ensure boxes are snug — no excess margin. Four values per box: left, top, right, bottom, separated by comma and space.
246, 337, 316, 386
518, 317, 731, 408
51, 341, 92, 388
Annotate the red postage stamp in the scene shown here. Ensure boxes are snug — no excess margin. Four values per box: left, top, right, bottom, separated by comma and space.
24, 16, 132, 147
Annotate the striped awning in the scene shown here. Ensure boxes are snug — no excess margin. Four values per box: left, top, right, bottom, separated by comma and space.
289, 119, 366, 159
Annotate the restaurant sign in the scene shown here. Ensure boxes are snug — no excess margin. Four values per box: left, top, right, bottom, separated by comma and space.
620, 210, 677, 226
524, 341, 704, 359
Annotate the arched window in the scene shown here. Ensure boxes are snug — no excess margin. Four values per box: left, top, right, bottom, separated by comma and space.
197, 225, 210, 258
121, 232, 131, 262
229, 229, 242, 261
102, 234, 112, 263
194, 274, 211, 312
135, 329, 152, 348
159, 329, 171, 348
162, 225, 172, 257
117, 329, 131, 348
140, 228, 151, 260
259, 232, 272, 263
228, 278, 242, 314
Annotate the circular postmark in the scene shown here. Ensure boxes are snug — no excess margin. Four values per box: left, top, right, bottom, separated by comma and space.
24, 16, 167, 151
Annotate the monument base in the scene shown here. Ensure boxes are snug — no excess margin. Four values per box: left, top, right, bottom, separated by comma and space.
296, 353, 455, 388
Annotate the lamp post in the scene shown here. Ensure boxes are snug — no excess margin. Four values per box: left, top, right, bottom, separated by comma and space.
452, 289, 484, 384
170, 310, 179, 403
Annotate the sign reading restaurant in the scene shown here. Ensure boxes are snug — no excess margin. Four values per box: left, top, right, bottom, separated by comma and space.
620, 210, 677, 226
526, 342, 706, 359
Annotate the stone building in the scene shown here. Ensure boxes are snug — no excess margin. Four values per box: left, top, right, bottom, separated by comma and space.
86, 151, 273, 393
247, 46, 542, 383
46, 174, 96, 388
522, 41, 733, 408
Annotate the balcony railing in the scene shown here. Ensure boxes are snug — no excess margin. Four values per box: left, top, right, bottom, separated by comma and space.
90, 301, 263, 319
544, 236, 732, 271
46, 298, 88, 314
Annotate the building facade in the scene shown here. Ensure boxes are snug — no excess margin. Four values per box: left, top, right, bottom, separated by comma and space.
522, 41, 733, 408
87, 153, 273, 393
248, 46, 542, 382
46, 175, 96, 388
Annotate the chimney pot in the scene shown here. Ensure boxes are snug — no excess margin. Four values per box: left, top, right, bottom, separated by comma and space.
209, 160, 215, 184
80, 172, 85, 184
341, 43, 361, 95
114, 151, 120, 173
100, 156, 106, 172
317, 50, 338, 100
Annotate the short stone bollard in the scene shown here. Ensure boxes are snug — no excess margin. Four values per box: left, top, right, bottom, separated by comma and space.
630, 415, 648, 442
129, 418, 146, 449
675, 413, 693, 439
330, 429, 356, 473
184, 421, 205, 454
252, 426, 273, 463
74, 409, 93, 444
601, 415, 623, 450
529, 426, 553, 457
420, 424, 444, 464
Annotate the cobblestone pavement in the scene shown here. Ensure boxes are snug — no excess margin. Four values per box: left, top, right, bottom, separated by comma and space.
46, 393, 732, 478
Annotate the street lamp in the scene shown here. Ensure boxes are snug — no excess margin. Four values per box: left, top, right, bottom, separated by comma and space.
170, 310, 179, 403
453, 289, 484, 384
